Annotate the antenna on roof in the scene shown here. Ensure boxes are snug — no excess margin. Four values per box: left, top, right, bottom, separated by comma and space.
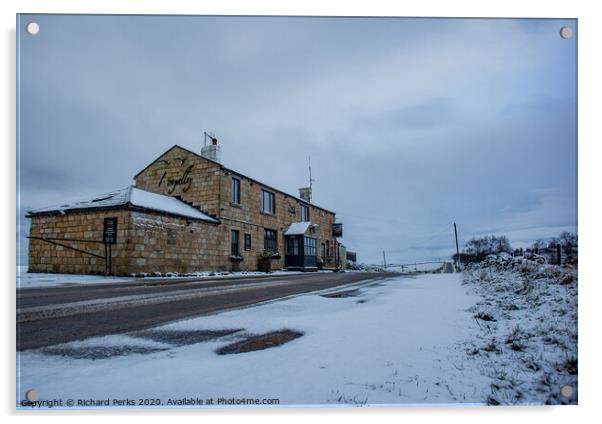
203, 131, 217, 147
309, 156, 315, 195
201, 131, 221, 163
298, 157, 314, 204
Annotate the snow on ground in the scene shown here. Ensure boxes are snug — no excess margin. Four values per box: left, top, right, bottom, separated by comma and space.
461, 255, 578, 405
17, 266, 133, 288
386, 262, 450, 273
16, 265, 306, 289
18, 273, 491, 408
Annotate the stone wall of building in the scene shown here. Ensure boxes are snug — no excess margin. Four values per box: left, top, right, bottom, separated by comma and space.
28, 209, 221, 275
217, 169, 337, 271
28, 210, 131, 275
134, 144, 339, 272
126, 211, 221, 274
134, 146, 222, 217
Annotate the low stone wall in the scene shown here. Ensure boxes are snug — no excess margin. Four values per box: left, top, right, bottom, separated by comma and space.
127, 211, 221, 274
28, 209, 221, 275
28, 210, 131, 275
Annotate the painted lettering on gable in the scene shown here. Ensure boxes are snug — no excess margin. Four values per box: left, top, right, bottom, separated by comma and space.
158, 164, 194, 194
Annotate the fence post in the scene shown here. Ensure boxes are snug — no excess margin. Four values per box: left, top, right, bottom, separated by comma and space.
556, 243, 562, 265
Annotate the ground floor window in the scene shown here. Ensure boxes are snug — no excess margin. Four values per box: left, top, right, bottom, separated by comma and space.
304, 237, 317, 257
244, 233, 252, 251
264, 228, 277, 253
231, 229, 239, 256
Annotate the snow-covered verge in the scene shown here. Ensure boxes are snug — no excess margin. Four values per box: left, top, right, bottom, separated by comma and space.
17, 266, 134, 289
461, 255, 578, 405
16, 265, 306, 289
18, 274, 492, 408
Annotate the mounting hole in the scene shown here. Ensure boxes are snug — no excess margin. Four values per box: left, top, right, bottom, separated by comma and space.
25, 389, 39, 402
26, 22, 40, 35
560, 385, 573, 398
559, 26, 573, 39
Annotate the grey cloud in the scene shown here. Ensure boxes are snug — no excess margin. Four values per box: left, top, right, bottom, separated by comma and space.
17, 15, 577, 264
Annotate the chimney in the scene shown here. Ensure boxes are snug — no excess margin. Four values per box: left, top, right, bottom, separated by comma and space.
201, 134, 221, 163
299, 187, 312, 203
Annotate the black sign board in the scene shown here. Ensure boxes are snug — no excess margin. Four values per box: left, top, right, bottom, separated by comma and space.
332, 223, 343, 237
103, 217, 118, 244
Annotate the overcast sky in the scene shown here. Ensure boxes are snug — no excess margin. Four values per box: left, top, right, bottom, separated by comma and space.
17, 15, 577, 265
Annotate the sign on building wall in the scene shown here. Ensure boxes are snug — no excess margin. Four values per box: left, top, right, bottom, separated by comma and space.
103, 217, 118, 244
332, 223, 343, 237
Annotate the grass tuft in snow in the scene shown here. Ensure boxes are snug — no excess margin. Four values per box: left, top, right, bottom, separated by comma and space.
462, 255, 577, 405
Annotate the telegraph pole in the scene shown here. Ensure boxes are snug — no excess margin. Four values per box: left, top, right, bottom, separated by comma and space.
382, 250, 387, 269
453, 222, 460, 272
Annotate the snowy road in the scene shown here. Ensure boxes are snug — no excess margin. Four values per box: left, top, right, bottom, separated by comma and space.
18, 273, 490, 407
17, 272, 393, 350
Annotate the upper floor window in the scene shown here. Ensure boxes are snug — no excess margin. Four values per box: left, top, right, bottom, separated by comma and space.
261, 189, 275, 214
300, 204, 310, 222
231, 177, 240, 205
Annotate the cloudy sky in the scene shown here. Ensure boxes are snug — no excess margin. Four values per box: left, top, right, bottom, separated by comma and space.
17, 15, 577, 265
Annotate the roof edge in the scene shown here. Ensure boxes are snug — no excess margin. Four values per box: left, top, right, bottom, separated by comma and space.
134, 144, 336, 215
26, 203, 221, 224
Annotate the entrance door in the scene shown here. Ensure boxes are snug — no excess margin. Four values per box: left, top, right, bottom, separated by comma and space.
284, 236, 302, 268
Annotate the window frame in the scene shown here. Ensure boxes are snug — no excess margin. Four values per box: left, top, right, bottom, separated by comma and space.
230, 229, 240, 257
231, 177, 241, 205
261, 189, 276, 215
300, 204, 310, 222
304, 236, 317, 257
263, 228, 278, 253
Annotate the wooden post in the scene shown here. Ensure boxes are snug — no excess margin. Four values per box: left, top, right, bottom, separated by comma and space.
454, 222, 460, 272
556, 243, 562, 265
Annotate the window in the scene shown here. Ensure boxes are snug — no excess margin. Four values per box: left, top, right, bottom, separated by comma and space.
231, 177, 240, 204
321, 242, 326, 262
261, 189, 275, 214
300, 204, 309, 222
304, 237, 317, 257
286, 237, 299, 255
230, 229, 239, 256
244, 233, 252, 251
264, 228, 277, 253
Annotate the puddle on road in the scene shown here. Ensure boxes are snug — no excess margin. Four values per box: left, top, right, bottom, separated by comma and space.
129, 329, 243, 346
321, 289, 361, 298
216, 329, 303, 355
41, 345, 168, 360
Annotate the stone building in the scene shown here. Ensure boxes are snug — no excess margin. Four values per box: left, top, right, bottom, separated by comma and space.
27, 142, 343, 275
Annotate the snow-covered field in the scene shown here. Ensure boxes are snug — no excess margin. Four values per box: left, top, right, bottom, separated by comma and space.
17, 260, 577, 408
18, 273, 491, 408
461, 256, 578, 405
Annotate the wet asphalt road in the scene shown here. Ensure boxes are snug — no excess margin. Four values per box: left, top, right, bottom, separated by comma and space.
17, 272, 394, 351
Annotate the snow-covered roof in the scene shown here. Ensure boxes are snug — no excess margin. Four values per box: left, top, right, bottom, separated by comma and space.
284, 221, 312, 236
28, 186, 219, 223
